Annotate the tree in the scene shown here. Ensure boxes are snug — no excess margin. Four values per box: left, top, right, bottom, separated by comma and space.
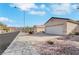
24, 26, 33, 32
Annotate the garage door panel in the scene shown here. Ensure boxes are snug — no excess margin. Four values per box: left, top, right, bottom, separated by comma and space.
45, 26, 64, 35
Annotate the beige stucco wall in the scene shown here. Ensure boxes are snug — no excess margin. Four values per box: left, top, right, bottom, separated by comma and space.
45, 19, 67, 35
66, 22, 78, 34
9, 29, 15, 32
75, 25, 79, 32
33, 27, 45, 33
45, 19, 79, 35
45, 19, 65, 27
45, 25, 66, 35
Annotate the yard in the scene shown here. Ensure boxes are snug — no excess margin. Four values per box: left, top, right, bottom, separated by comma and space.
3, 32, 79, 55
28, 33, 79, 55
32, 35, 79, 55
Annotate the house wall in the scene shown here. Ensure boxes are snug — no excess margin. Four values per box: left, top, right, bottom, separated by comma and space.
66, 22, 78, 34
45, 25, 66, 35
9, 29, 15, 32
45, 19, 66, 27
0, 30, 6, 34
45, 18, 79, 35
75, 25, 79, 32
0, 25, 8, 33
33, 27, 45, 33
45, 19, 67, 35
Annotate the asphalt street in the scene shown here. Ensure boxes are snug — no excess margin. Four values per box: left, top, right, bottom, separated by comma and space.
0, 31, 20, 55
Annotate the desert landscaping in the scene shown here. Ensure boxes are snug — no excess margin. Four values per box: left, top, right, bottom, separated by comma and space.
33, 35, 79, 55
2, 32, 79, 55
0, 3, 79, 55
29, 33, 79, 55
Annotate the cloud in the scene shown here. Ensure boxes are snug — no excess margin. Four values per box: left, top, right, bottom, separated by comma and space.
51, 4, 71, 15
10, 3, 38, 11
72, 4, 78, 9
9, 3, 47, 15
29, 10, 46, 15
40, 4, 46, 9
71, 4, 79, 10
0, 17, 13, 22
10, 3, 78, 16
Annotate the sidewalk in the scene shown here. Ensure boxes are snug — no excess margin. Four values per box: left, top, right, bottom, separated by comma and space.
2, 32, 39, 55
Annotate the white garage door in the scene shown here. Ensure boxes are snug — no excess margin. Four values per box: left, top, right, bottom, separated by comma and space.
45, 25, 64, 35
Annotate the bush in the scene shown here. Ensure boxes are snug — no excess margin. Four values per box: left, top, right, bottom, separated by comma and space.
47, 40, 54, 45
29, 31, 34, 34
42, 31, 45, 33
69, 32, 74, 35
74, 32, 79, 35
69, 32, 79, 35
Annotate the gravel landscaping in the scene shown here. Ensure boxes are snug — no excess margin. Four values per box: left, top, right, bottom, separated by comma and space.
3, 32, 79, 55
33, 40, 79, 55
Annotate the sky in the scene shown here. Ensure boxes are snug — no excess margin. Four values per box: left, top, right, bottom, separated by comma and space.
0, 3, 79, 27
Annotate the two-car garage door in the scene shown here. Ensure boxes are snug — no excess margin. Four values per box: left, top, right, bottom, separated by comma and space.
45, 25, 64, 35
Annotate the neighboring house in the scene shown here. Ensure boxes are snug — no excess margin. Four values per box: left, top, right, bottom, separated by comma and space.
8, 27, 16, 32
15, 27, 24, 32
0, 23, 9, 34
33, 25, 45, 33
45, 17, 79, 35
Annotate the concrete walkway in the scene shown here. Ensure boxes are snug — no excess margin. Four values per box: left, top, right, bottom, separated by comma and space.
2, 32, 39, 55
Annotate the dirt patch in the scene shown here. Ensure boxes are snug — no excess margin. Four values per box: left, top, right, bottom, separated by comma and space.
33, 39, 79, 55
57, 35, 79, 41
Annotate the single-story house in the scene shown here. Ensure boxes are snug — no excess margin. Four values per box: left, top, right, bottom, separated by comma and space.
8, 27, 16, 32
0, 23, 9, 33
33, 25, 45, 33
45, 17, 79, 35
0, 30, 6, 34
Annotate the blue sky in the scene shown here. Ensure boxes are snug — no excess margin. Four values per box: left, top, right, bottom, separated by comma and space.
0, 3, 79, 27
